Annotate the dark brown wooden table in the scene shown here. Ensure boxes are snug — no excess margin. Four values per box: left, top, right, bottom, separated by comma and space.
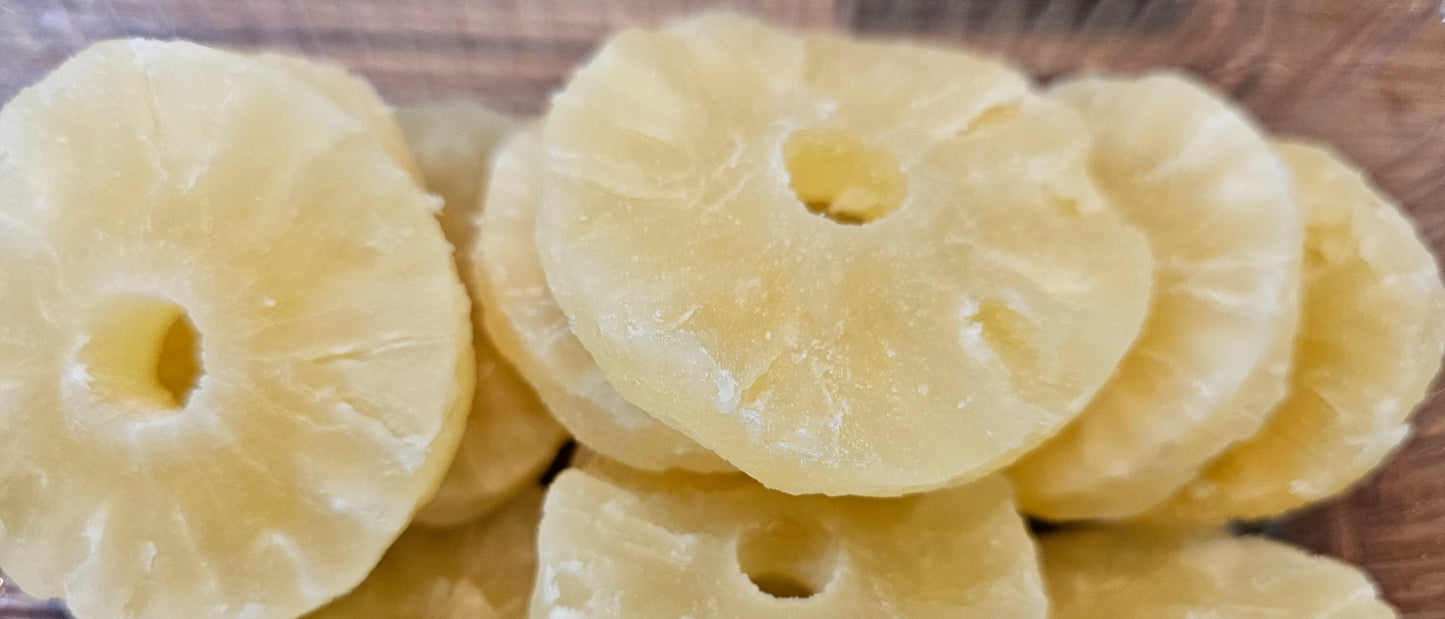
2, 0, 1444, 616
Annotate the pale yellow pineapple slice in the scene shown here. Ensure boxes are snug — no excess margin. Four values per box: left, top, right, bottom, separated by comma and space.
532, 467, 1046, 618
397, 103, 519, 258
397, 103, 570, 527
308, 487, 543, 619
1152, 141, 1445, 522
247, 58, 563, 526
569, 447, 740, 488
411, 349, 564, 528
535, 13, 1152, 496
1041, 527, 1397, 618
254, 53, 420, 183
1010, 74, 1302, 520
0, 40, 472, 619
219, 70, 563, 525
476, 127, 733, 473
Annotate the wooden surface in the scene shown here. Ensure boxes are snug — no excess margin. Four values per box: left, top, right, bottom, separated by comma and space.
2, 0, 1445, 616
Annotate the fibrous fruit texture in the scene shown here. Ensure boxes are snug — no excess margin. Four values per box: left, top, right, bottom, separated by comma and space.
476, 127, 733, 473
256, 53, 420, 183
1041, 527, 1397, 618
1010, 74, 1302, 520
535, 12, 1152, 496
398, 104, 570, 527
531, 467, 1047, 618
0, 40, 473, 619
308, 487, 543, 619
1152, 141, 1445, 522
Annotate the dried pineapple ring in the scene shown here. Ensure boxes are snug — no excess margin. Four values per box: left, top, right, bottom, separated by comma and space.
255, 53, 420, 183
0, 41, 472, 619
476, 128, 733, 473
1041, 528, 1396, 618
1009, 74, 1302, 520
397, 103, 518, 260
1152, 142, 1445, 522
308, 487, 543, 619
397, 104, 570, 527
532, 467, 1046, 618
536, 13, 1152, 496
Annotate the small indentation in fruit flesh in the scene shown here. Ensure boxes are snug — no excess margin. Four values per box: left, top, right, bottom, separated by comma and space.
783, 127, 905, 225
962, 103, 1021, 134
736, 516, 837, 600
748, 573, 817, 599
79, 295, 205, 410
156, 312, 203, 406
973, 299, 1039, 374
959, 298, 1045, 398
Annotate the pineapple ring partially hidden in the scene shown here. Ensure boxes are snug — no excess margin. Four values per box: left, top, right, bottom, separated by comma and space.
535, 13, 1152, 496
476, 128, 733, 473
1151, 142, 1445, 522
0, 40, 472, 619
1009, 74, 1302, 520
397, 104, 570, 527
1041, 528, 1396, 618
397, 103, 519, 262
308, 487, 543, 619
532, 466, 1047, 618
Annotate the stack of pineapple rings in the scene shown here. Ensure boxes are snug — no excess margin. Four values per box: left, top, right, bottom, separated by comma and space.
0, 13, 1438, 619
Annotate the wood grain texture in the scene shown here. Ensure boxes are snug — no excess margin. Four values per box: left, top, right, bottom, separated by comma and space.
1, 0, 1444, 616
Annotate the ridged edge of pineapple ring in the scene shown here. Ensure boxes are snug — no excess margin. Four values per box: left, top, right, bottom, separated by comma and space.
1147, 140, 1445, 523
1008, 73, 1301, 520
473, 126, 736, 474
395, 104, 571, 528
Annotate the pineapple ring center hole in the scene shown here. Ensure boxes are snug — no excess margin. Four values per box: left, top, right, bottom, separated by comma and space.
736, 517, 837, 600
783, 127, 906, 225
79, 296, 204, 410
